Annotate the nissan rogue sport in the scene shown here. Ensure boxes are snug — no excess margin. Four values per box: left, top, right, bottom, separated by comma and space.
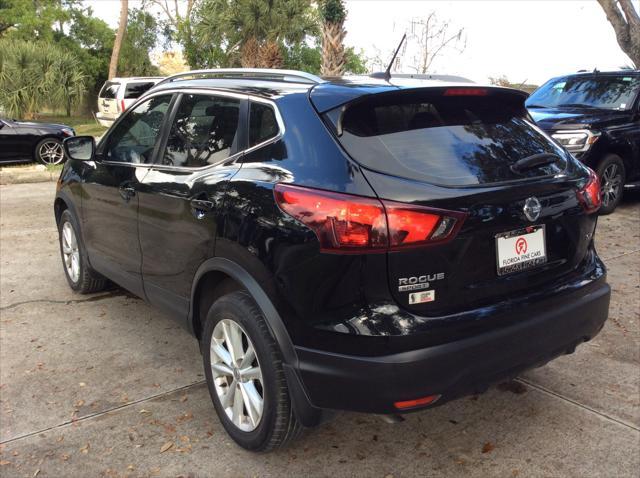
56, 69, 611, 451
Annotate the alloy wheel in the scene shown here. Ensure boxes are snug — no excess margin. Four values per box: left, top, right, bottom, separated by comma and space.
38, 141, 65, 165
61, 222, 80, 283
601, 163, 622, 208
210, 319, 264, 432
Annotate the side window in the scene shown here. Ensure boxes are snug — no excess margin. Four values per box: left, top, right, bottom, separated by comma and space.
102, 94, 172, 164
249, 102, 279, 147
162, 94, 240, 168
124, 82, 157, 99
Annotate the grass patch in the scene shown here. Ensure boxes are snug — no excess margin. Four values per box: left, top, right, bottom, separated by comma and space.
36, 114, 108, 137
45, 164, 64, 173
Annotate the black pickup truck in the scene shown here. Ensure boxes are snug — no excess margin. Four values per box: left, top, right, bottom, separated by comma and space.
526, 70, 640, 214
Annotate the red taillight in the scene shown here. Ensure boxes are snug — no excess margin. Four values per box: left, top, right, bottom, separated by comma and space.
120, 99, 126, 113
394, 394, 441, 410
444, 88, 488, 96
576, 169, 601, 214
274, 184, 466, 253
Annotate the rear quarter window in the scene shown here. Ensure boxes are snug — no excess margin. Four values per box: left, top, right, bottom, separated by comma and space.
99, 82, 120, 99
249, 102, 279, 147
329, 90, 570, 186
124, 82, 157, 99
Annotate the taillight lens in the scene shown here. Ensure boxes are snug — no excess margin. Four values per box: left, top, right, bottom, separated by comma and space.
576, 169, 601, 214
274, 184, 466, 253
120, 99, 126, 113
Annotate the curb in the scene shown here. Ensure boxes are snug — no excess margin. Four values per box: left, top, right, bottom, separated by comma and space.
0, 169, 59, 185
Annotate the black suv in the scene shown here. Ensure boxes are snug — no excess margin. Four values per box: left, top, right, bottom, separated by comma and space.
56, 69, 610, 451
526, 70, 640, 214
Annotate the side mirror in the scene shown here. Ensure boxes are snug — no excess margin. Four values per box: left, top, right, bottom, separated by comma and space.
63, 136, 95, 161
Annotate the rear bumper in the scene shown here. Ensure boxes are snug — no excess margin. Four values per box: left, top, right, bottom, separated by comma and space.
295, 280, 610, 414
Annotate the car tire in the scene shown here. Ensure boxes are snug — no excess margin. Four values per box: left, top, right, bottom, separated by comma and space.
58, 210, 108, 293
596, 154, 625, 215
35, 138, 66, 166
202, 290, 302, 451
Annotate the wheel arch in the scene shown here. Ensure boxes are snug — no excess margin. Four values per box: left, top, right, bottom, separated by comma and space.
189, 257, 297, 367
190, 257, 325, 427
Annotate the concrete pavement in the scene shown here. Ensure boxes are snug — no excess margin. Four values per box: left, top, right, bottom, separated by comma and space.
0, 182, 638, 477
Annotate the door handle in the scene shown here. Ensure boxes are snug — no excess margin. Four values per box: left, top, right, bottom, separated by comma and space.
119, 185, 136, 201
190, 198, 214, 219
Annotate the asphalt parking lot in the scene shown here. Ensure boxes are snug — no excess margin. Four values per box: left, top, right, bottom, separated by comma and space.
0, 181, 638, 478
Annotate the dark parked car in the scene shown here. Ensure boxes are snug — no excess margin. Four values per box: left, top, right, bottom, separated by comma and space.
526, 70, 640, 214
0, 118, 75, 165
55, 69, 610, 451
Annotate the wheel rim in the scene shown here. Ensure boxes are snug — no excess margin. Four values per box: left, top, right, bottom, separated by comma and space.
38, 141, 64, 165
601, 163, 622, 208
61, 222, 80, 283
210, 319, 264, 432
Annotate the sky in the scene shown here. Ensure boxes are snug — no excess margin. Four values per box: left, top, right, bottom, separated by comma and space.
86, 0, 638, 85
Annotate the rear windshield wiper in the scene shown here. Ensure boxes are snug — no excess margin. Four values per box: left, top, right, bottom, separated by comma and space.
526, 104, 547, 109
511, 153, 563, 174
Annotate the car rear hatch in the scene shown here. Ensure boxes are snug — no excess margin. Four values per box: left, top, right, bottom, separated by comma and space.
98, 81, 121, 119
319, 86, 599, 316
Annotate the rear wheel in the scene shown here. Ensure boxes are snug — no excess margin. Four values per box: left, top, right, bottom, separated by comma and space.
35, 138, 65, 166
202, 290, 301, 451
58, 210, 108, 293
597, 154, 625, 215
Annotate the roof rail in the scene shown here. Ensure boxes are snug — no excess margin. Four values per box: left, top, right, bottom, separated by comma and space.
152, 68, 324, 89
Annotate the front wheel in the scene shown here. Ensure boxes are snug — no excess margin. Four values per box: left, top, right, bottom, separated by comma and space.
597, 154, 625, 215
35, 138, 65, 166
58, 210, 108, 293
202, 290, 301, 451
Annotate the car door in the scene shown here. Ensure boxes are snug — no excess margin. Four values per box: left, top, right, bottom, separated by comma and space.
137, 91, 247, 321
81, 93, 175, 297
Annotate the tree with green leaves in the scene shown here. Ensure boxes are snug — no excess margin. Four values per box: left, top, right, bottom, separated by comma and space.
0, 40, 86, 118
319, 0, 346, 76
118, 8, 161, 76
190, 0, 317, 68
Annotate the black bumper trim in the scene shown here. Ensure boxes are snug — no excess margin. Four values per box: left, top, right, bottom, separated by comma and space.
295, 282, 610, 414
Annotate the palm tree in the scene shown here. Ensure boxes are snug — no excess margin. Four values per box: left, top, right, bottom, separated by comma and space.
0, 40, 86, 119
195, 0, 316, 69
108, 0, 128, 79
320, 0, 346, 76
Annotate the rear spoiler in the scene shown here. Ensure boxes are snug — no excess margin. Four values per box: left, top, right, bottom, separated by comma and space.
310, 84, 529, 114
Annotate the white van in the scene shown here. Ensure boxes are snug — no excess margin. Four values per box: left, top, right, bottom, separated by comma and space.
96, 77, 163, 127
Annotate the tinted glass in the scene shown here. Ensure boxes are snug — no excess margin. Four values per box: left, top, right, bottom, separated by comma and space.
162, 94, 240, 168
124, 82, 157, 99
100, 81, 120, 99
330, 92, 568, 186
102, 95, 172, 164
526, 75, 640, 111
249, 102, 279, 146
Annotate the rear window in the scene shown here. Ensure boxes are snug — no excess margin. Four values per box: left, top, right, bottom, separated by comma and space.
99, 81, 120, 99
124, 82, 157, 99
328, 90, 569, 186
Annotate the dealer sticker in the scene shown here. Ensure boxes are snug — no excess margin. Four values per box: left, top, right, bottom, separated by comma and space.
408, 290, 435, 305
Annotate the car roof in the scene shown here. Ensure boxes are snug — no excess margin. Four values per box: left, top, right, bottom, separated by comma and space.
558, 70, 640, 79
146, 73, 525, 112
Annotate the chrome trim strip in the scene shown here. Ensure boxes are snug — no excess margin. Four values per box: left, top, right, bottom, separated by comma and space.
99, 88, 286, 173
